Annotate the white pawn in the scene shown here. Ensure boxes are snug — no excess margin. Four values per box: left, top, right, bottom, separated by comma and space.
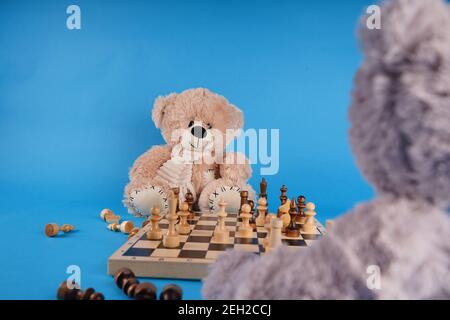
177, 202, 191, 235
212, 199, 230, 243
147, 207, 163, 240
302, 202, 317, 233
265, 218, 283, 253
263, 214, 276, 248
163, 194, 180, 248
238, 204, 253, 238
255, 197, 267, 227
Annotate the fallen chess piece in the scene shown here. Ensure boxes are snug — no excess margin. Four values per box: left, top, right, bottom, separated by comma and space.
45, 223, 75, 237
107, 221, 134, 234
57, 281, 104, 300
100, 208, 120, 223
114, 267, 157, 300
160, 284, 183, 300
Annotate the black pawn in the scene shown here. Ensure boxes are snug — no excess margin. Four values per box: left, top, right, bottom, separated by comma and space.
159, 284, 183, 300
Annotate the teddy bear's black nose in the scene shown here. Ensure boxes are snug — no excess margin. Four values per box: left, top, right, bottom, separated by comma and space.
191, 126, 207, 139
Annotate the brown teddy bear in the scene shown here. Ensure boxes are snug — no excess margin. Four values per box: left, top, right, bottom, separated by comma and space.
123, 88, 255, 216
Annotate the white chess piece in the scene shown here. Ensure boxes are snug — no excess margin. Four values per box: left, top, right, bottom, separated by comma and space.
212, 199, 230, 243
147, 207, 163, 240
177, 202, 191, 235
302, 202, 317, 233
238, 204, 253, 238
255, 197, 267, 227
266, 218, 283, 253
163, 195, 180, 248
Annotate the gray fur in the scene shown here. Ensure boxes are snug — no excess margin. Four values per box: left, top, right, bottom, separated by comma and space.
202, 0, 450, 300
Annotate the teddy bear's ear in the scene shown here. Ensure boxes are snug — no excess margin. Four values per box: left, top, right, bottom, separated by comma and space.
152, 93, 177, 128
228, 103, 244, 131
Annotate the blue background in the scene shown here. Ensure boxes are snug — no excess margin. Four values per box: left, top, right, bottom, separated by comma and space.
0, 0, 374, 299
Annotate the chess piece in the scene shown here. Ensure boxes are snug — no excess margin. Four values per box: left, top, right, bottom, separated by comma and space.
255, 197, 267, 227
100, 208, 120, 223
57, 281, 104, 300
280, 185, 287, 205
278, 198, 291, 231
128, 227, 140, 239
160, 284, 183, 300
259, 178, 268, 200
296, 195, 307, 224
147, 207, 163, 240
114, 268, 157, 300
286, 198, 300, 237
302, 202, 317, 233
239, 190, 249, 214
266, 218, 283, 253
163, 194, 180, 248
185, 190, 195, 220
177, 202, 191, 235
212, 199, 230, 243
248, 199, 256, 230
107, 221, 134, 234
172, 187, 180, 212
238, 203, 253, 238
263, 214, 276, 248
45, 223, 75, 237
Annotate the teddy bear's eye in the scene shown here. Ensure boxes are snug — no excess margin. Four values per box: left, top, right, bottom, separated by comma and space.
207, 123, 212, 129
188, 120, 194, 127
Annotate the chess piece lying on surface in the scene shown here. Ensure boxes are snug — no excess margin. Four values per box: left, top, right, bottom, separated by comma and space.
107, 221, 134, 234
202, 0, 450, 300
100, 208, 120, 223
45, 223, 75, 237
114, 267, 157, 300
57, 281, 104, 300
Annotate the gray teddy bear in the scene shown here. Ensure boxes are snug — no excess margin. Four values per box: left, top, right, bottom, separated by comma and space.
202, 0, 450, 299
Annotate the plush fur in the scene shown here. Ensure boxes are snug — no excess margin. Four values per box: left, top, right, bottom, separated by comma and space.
124, 88, 255, 215
202, 0, 450, 300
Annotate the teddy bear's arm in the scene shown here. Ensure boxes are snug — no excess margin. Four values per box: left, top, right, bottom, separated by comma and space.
128, 144, 172, 183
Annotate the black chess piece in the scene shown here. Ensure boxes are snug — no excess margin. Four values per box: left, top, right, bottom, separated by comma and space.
159, 284, 183, 300
114, 267, 157, 300
57, 281, 105, 300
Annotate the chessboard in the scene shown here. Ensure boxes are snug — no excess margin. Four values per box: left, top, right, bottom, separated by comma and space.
107, 211, 327, 280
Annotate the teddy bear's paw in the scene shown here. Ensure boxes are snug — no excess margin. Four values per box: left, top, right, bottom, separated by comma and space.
124, 184, 171, 217
198, 179, 256, 213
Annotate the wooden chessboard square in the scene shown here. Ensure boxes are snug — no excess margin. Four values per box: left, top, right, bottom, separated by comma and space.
182, 242, 209, 251
190, 230, 214, 237
234, 237, 258, 245
197, 220, 217, 226
152, 248, 181, 258
225, 221, 237, 226
282, 239, 307, 247
205, 250, 225, 260
301, 233, 322, 240
210, 238, 234, 245
123, 247, 154, 257
133, 240, 160, 249
157, 242, 184, 249
186, 236, 212, 243
208, 243, 235, 251
226, 225, 237, 232
199, 216, 217, 221
193, 225, 216, 231
256, 227, 266, 233
234, 244, 260, 253
178, 250, 207, 259
256, 232, 267, 238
